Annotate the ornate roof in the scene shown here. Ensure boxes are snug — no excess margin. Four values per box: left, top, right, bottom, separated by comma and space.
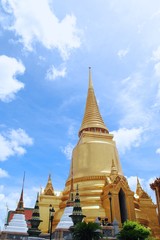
79, 68, 109, 136
136, 177, 150, 199
43, 174, 54, 196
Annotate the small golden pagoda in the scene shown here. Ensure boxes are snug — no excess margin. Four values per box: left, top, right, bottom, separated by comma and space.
134, 178, 160, 237
39, 175, 61, 233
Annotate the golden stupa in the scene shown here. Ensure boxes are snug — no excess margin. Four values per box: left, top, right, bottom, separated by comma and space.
39, 68, 160, 238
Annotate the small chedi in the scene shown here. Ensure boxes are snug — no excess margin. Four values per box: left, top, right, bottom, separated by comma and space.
27, 193, 42, 237
2, 177, 28, 240
3, 187, 28, 234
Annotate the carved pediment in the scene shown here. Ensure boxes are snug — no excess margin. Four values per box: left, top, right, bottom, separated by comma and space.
113, 175, 121, 184
140, 191, 150, 199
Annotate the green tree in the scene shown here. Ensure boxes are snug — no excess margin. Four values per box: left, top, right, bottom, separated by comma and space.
117, 220, 151, 240
72, 221, 103, 240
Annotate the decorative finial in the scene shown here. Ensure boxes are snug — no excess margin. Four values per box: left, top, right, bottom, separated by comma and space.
15, 173, 26, 213
137, 177, 141, 187
22, 171, 25, 190
89, 67, 93, 88
37, 192, 39, 200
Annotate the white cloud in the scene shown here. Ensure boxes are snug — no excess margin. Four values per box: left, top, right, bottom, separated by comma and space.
1, 0, 81, 60
0, 55, 25, 102
118, 73, 153, 129
111, 127, 143, 154
152, 46, 160, 61
127, 176, 139, 192
46, 65, 66, 81
68, 124, 77, 140
0, 168, 9, 178
61, 143, 74, 160
0, 128, 33, 161
156, 148, 160, 154
117, 48, 129, 59
154, 62, 160, 76
153, 62, 160, 104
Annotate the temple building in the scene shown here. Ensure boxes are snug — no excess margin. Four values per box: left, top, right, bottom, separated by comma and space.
38, 68, 160, 238
39, 175, 61, 233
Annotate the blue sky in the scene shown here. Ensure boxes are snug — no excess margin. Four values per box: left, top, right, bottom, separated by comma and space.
0, 0, 160, 229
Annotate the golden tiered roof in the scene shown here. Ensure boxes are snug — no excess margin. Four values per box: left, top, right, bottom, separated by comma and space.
43, 174, 54, 195
136, 177, 149, 199
79, 68, 109, 136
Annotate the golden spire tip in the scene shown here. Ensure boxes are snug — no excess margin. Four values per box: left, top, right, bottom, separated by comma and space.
89, 67, 93, 88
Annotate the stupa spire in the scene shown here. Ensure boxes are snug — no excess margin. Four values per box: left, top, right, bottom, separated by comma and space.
136, 177, 150, 199
44, 174, 54, 196
136, 177, 143, 196
72, 185, 83, 215
79, 67, 109, 137
27, 193, 42, 237
89, 67, 93, 88
69, 184, 86, 226
15, 172, 25, 214
31, 193, 41, 220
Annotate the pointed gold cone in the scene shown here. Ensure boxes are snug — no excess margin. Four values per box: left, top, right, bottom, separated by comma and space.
44, 174, 54, 195
136, 177, 144, 196
79, 68, 109, 136
136, 177, 150, 199
88, 67, 93, 89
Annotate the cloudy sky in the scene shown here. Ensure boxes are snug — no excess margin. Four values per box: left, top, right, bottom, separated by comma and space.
0, 0, 160, 229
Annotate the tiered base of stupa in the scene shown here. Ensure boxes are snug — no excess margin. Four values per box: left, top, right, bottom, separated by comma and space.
3, 213, 28, 233
54, 176, 107, 227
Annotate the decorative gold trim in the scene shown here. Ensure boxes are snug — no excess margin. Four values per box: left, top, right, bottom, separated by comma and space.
66, 175, 106, 186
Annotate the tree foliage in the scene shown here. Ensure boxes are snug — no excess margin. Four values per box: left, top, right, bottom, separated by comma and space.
117, 220, 151, 240
72, 221, 103, 240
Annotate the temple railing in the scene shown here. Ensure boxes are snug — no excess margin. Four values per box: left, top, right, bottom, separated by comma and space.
102, 225, 115, 238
